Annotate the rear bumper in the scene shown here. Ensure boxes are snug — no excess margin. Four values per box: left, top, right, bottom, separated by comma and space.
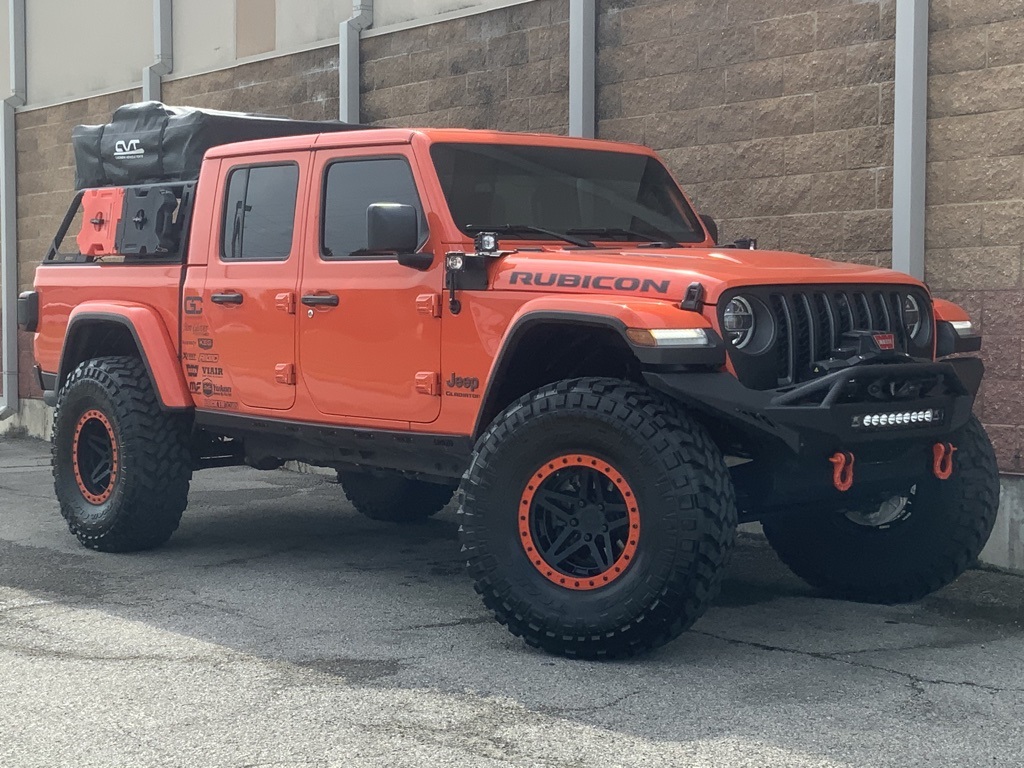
644, 357, 984, 516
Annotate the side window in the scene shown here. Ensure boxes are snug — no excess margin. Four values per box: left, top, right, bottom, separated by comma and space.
221, 164, 299, 261
321, 157, 426, 260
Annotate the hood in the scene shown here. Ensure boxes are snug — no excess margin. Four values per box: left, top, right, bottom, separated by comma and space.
490, 247, 924, 304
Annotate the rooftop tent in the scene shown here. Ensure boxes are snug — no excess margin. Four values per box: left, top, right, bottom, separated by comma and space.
72, 101, 368, 189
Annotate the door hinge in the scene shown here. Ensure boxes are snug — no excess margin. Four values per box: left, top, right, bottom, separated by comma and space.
275, 292, 296, 314
415, 371, 441, 396
275, 363, 296, 385
416, 293, 441, 318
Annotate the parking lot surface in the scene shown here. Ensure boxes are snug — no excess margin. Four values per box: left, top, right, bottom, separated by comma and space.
2, 435, 1023, 767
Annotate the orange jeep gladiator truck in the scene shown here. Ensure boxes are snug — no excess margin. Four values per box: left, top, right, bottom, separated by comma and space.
19, 103, 998, 659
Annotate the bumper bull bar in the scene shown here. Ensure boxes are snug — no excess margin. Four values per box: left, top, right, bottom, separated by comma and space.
644, 357, 983, 456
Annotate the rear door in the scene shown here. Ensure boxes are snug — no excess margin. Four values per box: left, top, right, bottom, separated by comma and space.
198, 155, 307, 412
297, 148, 442, 423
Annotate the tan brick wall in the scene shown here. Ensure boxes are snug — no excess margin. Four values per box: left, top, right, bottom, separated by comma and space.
359, 0, 569, 132
596, 0, 896, 265
927, 1, 1024, 472
7, 0, 1023, 473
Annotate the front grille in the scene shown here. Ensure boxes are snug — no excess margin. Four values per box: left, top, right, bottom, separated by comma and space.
720, 285, 933, 390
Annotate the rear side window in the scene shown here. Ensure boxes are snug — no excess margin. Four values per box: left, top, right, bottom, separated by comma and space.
221, 164, 299, 261
321, 157, 426, 260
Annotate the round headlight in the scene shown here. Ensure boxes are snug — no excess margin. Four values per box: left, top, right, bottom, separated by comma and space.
723, 296, 756, 349
903, 295, 922, 339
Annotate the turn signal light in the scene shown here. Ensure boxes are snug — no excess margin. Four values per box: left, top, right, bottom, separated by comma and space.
851, 409, 944, 429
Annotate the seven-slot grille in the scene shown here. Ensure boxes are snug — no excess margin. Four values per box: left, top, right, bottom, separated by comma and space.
721, 286, 932, 390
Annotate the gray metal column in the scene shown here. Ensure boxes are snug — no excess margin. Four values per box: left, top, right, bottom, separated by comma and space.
892, 0, 929, 279
339, 1, 373, 123
568, 0, 595, 138
1, 0, 26, 420
143, 0, 174, 102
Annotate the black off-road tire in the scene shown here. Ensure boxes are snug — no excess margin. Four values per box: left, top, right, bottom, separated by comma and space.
338, 470, 456, 523
52, 356, 193, 552
762, 415, 999, 603
459, 378, 737, 659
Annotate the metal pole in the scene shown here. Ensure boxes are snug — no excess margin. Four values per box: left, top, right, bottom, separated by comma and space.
568, 0, 595, 138
339, 1, 372, 123
1, 0, 26, 420
892, 0, 929, 279
143, 0, 173, 102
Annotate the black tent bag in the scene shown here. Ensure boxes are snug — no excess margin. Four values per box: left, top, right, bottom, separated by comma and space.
73, 101, 362, 189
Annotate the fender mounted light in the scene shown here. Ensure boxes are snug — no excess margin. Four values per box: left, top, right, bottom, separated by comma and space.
626, 328, 710, 347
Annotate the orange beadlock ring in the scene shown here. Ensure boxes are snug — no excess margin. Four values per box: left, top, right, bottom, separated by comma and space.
71, 409, 119, 505
518, 453, 641, 591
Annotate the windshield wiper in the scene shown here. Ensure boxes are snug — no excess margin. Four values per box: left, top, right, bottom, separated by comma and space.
567, 227, 679, 247
465, 224, 594, 248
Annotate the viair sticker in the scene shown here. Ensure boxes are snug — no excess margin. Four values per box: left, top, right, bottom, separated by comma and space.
508, 272, 670, 294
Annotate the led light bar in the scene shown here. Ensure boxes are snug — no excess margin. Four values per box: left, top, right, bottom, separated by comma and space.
851, 409, 944, 429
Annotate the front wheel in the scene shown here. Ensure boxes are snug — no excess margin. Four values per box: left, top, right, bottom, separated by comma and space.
459, 378, 737, 659
762, 415, 1000, 603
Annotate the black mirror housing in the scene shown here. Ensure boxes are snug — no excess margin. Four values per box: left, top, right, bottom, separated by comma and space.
699, 213, 719, 245
367, 203, 431, 268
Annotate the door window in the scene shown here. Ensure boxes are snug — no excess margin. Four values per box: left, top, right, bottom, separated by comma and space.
221, 163, 299, 261
321, 157, 426, 260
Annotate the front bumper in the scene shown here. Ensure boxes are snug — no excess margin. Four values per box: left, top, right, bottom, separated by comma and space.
644, 357, 984, 516
644, 357, 981, 456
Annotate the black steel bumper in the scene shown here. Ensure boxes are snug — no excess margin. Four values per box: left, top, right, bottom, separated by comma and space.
644, 358, 984, 516
644, 357, 981, 456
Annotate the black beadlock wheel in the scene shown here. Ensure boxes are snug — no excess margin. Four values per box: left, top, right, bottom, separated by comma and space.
52, 356, 193, 552
459, 378, 737, 659
337, 470, 456, 523
762, 415, 1000, 603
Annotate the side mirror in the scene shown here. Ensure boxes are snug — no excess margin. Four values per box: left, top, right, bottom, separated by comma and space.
699, 213, 719, 245
366, 203, 432, 269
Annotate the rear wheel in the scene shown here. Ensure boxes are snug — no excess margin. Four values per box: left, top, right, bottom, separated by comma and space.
337, 470, 455, 523
762, 415, 999, 603
459, 378, 736, 659
52, 356, 193, 552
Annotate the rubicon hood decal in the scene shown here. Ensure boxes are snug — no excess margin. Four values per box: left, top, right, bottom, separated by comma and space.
508, 271, 671, 294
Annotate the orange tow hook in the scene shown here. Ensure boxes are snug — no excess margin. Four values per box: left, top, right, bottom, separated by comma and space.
932, 442, 957, 480
829, 451, 855, 492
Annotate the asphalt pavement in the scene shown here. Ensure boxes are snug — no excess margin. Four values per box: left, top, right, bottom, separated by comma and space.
1, 434, 1023, 767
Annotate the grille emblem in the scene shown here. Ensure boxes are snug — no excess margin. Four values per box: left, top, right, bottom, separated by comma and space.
873, 333, 895, 351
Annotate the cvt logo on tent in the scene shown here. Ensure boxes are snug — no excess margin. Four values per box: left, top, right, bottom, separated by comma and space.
114, 139, 145, 159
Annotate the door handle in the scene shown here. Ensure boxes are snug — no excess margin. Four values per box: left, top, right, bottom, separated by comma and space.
211, 292, 244, 305
301, 293, 340, 307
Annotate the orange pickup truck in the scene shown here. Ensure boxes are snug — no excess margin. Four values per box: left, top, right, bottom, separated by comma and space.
19, 102, 998, 659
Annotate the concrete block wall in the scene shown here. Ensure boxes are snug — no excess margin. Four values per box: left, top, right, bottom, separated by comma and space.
595, 0, 896, 269
926, 1, 1024, 474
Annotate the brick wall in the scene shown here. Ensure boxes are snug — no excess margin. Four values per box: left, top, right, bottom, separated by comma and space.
926, 1, 1024, 472
596, 0, 896, 265
359, 0, 569, 132
7, 0, 1024, 472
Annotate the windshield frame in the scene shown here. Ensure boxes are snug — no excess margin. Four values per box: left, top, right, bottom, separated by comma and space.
427, 140, 711, 248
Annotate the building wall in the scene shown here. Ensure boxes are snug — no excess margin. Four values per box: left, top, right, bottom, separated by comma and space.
7, 0, 1024, 474
926, 1, 1024, 473
25, 0, 151, 105
595, 0, 896, 268
360, 0, 569, 132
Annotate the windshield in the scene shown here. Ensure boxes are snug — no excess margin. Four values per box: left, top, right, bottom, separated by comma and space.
430, 143, 705, 244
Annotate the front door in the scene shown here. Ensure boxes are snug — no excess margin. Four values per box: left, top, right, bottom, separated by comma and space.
298, 149, 442, 423
199, 155, 308, 412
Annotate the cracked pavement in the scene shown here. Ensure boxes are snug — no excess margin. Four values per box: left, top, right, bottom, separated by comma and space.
2, 436, 1023, 767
